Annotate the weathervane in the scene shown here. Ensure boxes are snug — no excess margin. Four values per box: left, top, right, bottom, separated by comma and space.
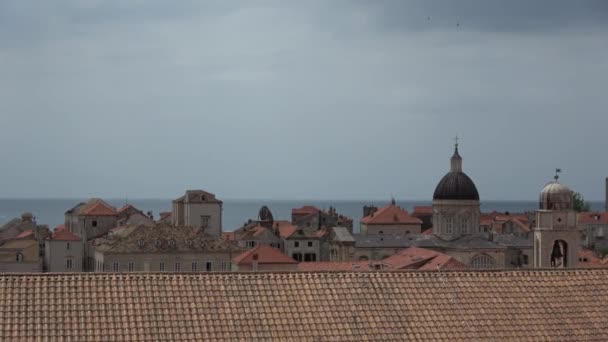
554, 168, 562, 181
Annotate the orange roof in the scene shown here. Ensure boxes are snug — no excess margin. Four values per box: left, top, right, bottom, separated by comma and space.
360, 204, 422, 225
579, 212, 608, 225
159, 211, 172, 219
275, 221, 298, 238
297, 261, 374, 271
15, 230, 34, 239
578, 249, 608, 268
232, 245, 297, 265
382, 247, 465, 270
412, 206, 433, 215
292, 206, 320, 215
54, 224, 66, 232
117, 204, 137, 213
48, 229, 81, 241
81, 202, 117, 216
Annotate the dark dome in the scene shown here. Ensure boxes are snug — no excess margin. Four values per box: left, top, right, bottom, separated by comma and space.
433, 172, 480, 200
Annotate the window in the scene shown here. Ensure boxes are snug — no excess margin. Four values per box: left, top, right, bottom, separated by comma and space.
137, 240, 145, 247
175, 262, 181, 272
66, 259, 73, 269
470, 254, 495, 269
294, 241, 300, 248
206, 261, 212, 272
304, 253, 317, 261
128, 262, 135, 272
159, 262, 165, 272
220, 261, 228, 271
461, 218, 468, 234
113, 262, 119, 272
168, 239, 176, 247
304, 253, 317, 262
330, 249, 338, 261
292, 253, 303, 262
155, 239, 163, 247
66, 242, 70, 250
92, 220, 98, 227
307, 241, 313, 247
246, 241, 255, 248
445, 217, 454, 234
15, 252, 23, 262
192, 262, 198, 272
522, 254, 529, 265
200, 216, 210, 229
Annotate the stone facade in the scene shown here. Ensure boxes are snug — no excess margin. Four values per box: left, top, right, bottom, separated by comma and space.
172, 190, 222, 237
92, 223, 239, 272
44, 229, 83, 273
0, 238, 41, 273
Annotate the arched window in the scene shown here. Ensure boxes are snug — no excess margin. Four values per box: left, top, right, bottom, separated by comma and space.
330, 249, 338, 261
445, 217, 454, 234
15, 252, 23, 262
470, 254, 496, 269
461, 218, 468, 234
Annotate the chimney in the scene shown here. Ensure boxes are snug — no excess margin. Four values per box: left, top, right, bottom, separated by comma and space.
252, 253, 259, 272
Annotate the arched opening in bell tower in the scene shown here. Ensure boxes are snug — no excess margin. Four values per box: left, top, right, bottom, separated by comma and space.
550, 240, 568, 267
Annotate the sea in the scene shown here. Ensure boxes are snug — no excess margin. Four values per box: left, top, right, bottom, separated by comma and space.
0, 198, 605, 232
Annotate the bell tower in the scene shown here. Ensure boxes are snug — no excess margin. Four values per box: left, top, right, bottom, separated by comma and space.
533, 170, 579, 268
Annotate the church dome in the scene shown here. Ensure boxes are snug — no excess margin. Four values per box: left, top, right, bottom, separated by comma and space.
433, 172, 480, 200
540, 180, 573, 210
433, 142, 480, 201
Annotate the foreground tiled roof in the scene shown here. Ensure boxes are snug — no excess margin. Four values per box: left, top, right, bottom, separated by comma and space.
1, 270, 608, 341
360, 204, 422, 225
297, 261, 375, 271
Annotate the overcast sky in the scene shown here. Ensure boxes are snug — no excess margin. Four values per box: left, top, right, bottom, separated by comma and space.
0, 1, 607, 201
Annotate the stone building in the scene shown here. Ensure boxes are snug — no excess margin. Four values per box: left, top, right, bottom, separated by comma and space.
353, 142, 532, 269
579, 211, 608, 251
360, 200, 422, 235
533, 175, 579, 268
291, 205, 353, 232
0, 237, 42, 272
229, 206, 355, 262
172, 190, 222, 236
231, 244, 298, 271
411, 206, 433, 231
283, 229, 322, 262
92, 223, 239, 272
44, 227, 83, 272
65, 198, 118, 241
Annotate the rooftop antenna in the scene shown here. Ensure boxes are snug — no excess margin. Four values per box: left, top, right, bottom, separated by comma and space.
554, 168, 562, 181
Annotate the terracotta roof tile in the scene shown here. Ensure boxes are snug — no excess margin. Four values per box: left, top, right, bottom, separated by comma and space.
360, 204, 422, 225
15, 230, 33, 239
382, 247, 465, 270
291, 206, 320, 215
48, 229, 81, 241
232, 245, 297, 265
1, 270, 608, 340
297, 261, 374, 271
412, 206, 433, 215
81, 201, 117, 216
579, 212, 608, 225
54, 224, 66, 232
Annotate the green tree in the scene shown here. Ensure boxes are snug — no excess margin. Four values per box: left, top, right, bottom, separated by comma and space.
572, 191, 591, 212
